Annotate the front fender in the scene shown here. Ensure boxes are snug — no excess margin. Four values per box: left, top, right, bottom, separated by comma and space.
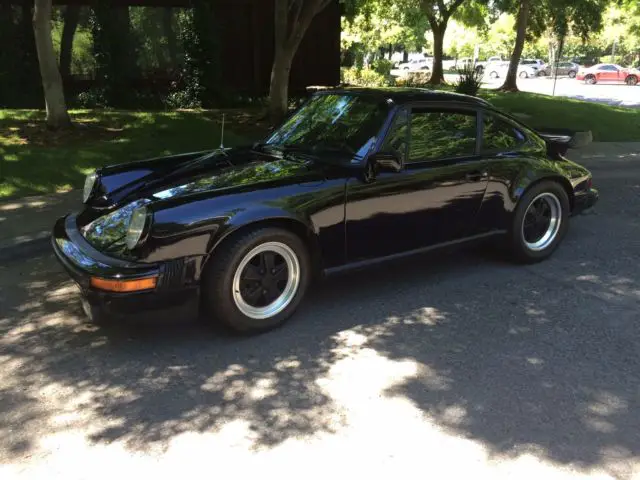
141, 192, 320, 264
206, 206, 317, 255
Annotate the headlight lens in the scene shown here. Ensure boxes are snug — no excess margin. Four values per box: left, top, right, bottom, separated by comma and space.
83, 171, 97, 203
126, 206, 148, 250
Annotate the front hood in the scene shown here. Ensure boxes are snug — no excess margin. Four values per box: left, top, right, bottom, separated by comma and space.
89, 147, 321, 207
80, 149, 326, 254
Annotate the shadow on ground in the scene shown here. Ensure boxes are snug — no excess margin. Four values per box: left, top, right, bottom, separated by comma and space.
1, 225, 638, 476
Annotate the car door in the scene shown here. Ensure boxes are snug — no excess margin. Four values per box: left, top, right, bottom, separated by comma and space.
345, 104, 489, 263
599, 64, 617, 81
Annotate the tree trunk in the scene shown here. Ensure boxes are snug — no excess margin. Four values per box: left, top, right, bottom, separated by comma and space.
428, 23, 446, 85
59, 5, 79, 78
499, 0, 530, 92
33, 0, 71, 129
403, 50, 409, 62
269, 48, 294, 125
163, 7, 177, 66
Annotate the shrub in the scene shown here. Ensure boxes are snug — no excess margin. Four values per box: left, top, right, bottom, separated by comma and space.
372, 58, 394, 76
394, 71, 431, 87
454, 64, 483, 96
340, 67, 390, 87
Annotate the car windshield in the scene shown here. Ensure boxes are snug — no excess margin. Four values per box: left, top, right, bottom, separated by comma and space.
263, 93, 390, 160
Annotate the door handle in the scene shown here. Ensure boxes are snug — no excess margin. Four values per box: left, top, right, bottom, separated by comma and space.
466, 171, 488, 181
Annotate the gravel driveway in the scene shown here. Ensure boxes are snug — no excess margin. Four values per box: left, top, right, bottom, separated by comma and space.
1, 148, 639, 479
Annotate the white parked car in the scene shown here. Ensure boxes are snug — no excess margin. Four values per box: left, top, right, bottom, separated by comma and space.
486, 61, 538, 79
521, 59, 545, 72
397, 57, 432, 71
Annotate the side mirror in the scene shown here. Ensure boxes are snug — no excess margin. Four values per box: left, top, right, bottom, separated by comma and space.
370, 151, 402, 173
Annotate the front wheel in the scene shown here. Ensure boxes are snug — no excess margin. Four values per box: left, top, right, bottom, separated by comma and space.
585, 74, 596, 84
489, 71, 499, 79
519, 71, 528, 78
508, 181, 570, 264
568, 70, 577, 78
201, 227, 311, 334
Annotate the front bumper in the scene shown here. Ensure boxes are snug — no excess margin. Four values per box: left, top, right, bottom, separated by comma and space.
52, 214, 199, 322
573, 187, 599, 215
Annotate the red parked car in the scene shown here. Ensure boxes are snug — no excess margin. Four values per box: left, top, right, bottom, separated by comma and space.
576, 63, 639, 85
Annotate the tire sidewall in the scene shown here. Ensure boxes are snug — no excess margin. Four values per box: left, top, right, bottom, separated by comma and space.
510, 181, 570, 263
204, 228, 311, 334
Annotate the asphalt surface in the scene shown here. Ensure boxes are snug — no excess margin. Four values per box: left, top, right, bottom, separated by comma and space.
1, 152, 639, 479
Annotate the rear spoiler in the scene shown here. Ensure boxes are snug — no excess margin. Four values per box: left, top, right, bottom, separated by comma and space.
535, 128, 592, 156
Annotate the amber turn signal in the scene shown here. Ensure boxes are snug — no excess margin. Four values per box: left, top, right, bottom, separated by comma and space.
90, 276, 158, 293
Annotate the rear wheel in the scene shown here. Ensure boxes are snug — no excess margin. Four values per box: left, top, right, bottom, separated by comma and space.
585, 74, 596, 84
508, 181, 570, 263
568, 70, 577, 78
489, 71, 499, 79
201, 227, 311, 334
626, 75, 638, 86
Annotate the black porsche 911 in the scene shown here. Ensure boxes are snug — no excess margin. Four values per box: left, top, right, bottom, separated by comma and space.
52, 87, 599, 334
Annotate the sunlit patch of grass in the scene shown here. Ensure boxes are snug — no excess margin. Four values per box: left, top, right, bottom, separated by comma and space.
0, 109, 266, 199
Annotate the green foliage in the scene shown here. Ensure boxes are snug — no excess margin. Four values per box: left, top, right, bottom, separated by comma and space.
90, 4, 141, 108
341, 0, 429, 60
371, 58, 394, 76
169, 2, 223, 109
394, 71, 432, 87
454, 64, 483, 96
341, 67, 392, 87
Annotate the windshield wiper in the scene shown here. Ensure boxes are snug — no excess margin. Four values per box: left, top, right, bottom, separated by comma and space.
252, 143, 315, 163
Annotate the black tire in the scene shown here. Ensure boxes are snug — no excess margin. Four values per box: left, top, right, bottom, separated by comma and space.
201, 227, 311, 334
626, 75, 638, 86
519, 71, 528, 78
568, 70, 577, 78
508, 181, 570, 264
585, 74, 596, 84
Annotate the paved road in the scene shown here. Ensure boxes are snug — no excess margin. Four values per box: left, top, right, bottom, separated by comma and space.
1, 152, 639, 479
444, 73, 640, 108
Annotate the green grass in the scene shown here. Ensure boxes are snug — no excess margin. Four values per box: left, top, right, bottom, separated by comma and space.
0, 109, 268, 199
480, 90, 640, 142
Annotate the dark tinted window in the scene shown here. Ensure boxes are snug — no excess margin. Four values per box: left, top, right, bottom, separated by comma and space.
482, 114, 526, 151
408, 110, 477, 163
599, 65, 617, 71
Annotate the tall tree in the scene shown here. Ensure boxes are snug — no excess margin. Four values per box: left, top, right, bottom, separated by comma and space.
419, 0, 470, 84
33, 0, 71, 129
498, 0, 530, 91
59, 5, 80, 78
269, 0, 335, 124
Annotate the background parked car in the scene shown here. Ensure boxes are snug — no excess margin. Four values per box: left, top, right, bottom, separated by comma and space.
576, 63, 640, 85
486, 61, 538, 79
521, 58, 546, 73
539, 61, 580, 78
397, 57, 432, 71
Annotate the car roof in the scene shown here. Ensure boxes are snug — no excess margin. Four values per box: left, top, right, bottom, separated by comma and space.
311, 86, 492, 107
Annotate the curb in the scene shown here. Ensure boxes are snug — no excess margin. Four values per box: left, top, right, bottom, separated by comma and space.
0, 231, 51, 263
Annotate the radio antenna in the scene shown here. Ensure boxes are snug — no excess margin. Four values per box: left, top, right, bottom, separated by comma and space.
219, 113, 225, 150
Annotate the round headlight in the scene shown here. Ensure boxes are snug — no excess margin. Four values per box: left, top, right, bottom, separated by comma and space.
126, 206, 148, 250
83, 171, 97, 203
